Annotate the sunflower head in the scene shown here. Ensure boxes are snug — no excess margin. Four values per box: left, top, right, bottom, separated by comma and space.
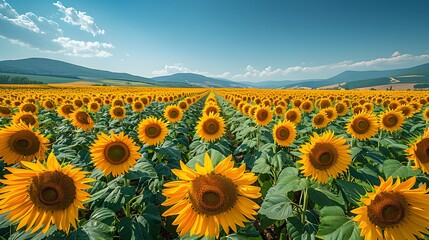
110, 106, 126, 120
19, 103, 38, 114
203, 104, 220, 116
379, 109, 404, 132
0, 106, 12, 118
164, 105, 183, 123
346, 111, 379, 140
321, 107, 338, 122
0, 123, 49, 165
138, 117, 169, 146
352, 176, 429, 240
272, 120, 297, 147
0, 152, 94, 234
91, 131, 141, 176
132, 101, 144, 112
178, 101, 188, 111
70, 110, 94, 131
298, 130, 351, 183
274, 105, 285, 116
196, 112, 225, 142
162, 153, 261, 238
285, 108, 302, 125
406, 129, 429, 174
312, 112, 329, 129
42, 100, 55, 110
57, 104, 75, 118
88, 101, 100, 113
335, 101, 348, 116
300, 100, 314, 113
423, 108, 429, 122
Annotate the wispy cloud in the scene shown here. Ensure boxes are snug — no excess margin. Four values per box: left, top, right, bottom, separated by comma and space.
152, 64, 230, 79
231, 52, 429, 80
53, 37, 114, 57
53, 1, 104, 36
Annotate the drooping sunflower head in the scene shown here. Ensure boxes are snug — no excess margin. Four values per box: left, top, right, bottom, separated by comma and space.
19, 103, 38, 114
346, 111, 379, 140
272, 120, 297, 147
138, 116, 169, 146
90, 131, 141, 177
406, 129, 429, 174
0, 106, 12, 118
253, 106, 273, 126
203, 104, 220, 116
196, 112, 225, 142
0, 123, 49, 165
110, 106, 126, 120
297, 130, 351, 184
12, 111, 39, 127
70, 110, 94, 131
132, 101, 145, 112
88, 101, 100, 113
162, 153, 261, 238
285, 108, 302, 125
312, 112, 329, 129
379, 109, 404, 133
0, 152, 94, 234
164, 105, 183, 123
57, 104, 75, 118
352, 176, 429, 240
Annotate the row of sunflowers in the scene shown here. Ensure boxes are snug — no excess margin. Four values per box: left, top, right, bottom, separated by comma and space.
0, 85, 429, 239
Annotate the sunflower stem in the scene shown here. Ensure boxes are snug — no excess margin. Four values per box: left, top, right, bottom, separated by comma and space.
378, 130, 383, 151
301, 188, 308, 225
125, 179, 131, 218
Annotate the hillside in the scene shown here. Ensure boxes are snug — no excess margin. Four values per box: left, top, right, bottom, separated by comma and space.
153, 73, 250, 88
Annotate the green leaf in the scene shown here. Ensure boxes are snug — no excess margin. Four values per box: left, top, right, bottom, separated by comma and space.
81, 219, 115, 240
317, 206, 362, 240
383, 159, 420, 178
155, 140, 182, 161
308, 187, 344, 208
335, 179, 366, 204
124, 160, 157, 180
276, 167, 309, 193
118, 217, 150, 240
90, 208, 116, 225
387, 143, 409, 150
259, 187, 294, 220
251, 155, 271, 174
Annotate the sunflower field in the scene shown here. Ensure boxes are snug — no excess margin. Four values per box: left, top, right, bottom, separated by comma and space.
0, 84, 429, 240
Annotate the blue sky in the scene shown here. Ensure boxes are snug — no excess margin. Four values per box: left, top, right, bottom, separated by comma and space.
1, 0, 429, 82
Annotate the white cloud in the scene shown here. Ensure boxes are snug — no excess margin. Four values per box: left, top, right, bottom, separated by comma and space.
232, 52, 429, 80
152, 64, 230, 79
0, 0, 62, 34
53, 1, 104, 36
53, 37, 114, 57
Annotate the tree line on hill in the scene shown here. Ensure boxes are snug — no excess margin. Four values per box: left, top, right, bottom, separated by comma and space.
0, 75, 44, 84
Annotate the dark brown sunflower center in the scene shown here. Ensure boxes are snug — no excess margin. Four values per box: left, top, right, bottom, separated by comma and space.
169, 109, 179, 118
22, 104, 36, 113
9, 130, 40, 156
351, 117, 370, 134
114, 108, 124, 117
104, 142, 130, 164
325, 110, 333, 119
189, 174, 237, 216
415, 139, 429, 163
400, 108, 410, 116
383, 114, 398, 128
20, 115, 37, 125
257, 110, 268, 121
29, 171, 76, 211
276, 127, 290, 141
309, 143, 338, 170
314, 115, 325, 125
91, 103, 98, 110
76, 112, 90, 124
203, 119, 220, 135
205, 107, 218, 115
336, 104, 345, 113
45, 101, 54, 108
62, 105, 74, 115
287, 112, 297, 121
0, 107, 11, 114
302, 103, 311, 110
179, 102, 187, 109
146, 124, 162, 138
135, 102, 143, 109
367, 192, 407, 228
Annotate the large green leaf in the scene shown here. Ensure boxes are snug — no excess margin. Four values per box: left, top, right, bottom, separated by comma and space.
335, 179, 366, 204
317, 206, 362, 240
259, 187, 294, 220
276, 167, 309, 193
117, 217, 150, 240
89, 208, 116, 225
383, 159, 420, 178
308, 187, 344, 208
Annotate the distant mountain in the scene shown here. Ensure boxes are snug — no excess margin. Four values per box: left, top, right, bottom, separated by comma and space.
241, 79, 323, 88
0, 58, 155, 84
282, 63, 429, 89
153, 73, 251, 88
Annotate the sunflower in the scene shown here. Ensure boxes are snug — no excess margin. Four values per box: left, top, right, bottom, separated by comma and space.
272, 120, 297, 147
297, 130, 351, 184
90, 131, 141, 177
196, 112, 225, 142
203, 104, 220, 116
132, 101, 144, 112
423, 108, 429, 122
19, 103, 38, 114
346, 111, 379, 140
335, 101, 348, 116
57, 104, 75, 118
138, 117, 169, 146
162, 153, 261, 238
69, 110, 94, 131
12, 112, 39, 127
178, 101, 188, 111
321, 107, 338, 122
253, 106, 273, 126
0, 124, 49, 165
352, 106, 365, 115
379, 109, 404, 133
284, 108, 302, 125
312, 112, 329, 129
42, 100, 55, 110
0, 106, 12, 118
88, 101, 100, 113
300, 100, 314, 113
164, 105, 183, 123
406, 129, 429, 174
352, 176, 429, 240
397, 105, 415, 118
0, 152, 93, 234
110, 106, 126, 120
274, 105, 285, 116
